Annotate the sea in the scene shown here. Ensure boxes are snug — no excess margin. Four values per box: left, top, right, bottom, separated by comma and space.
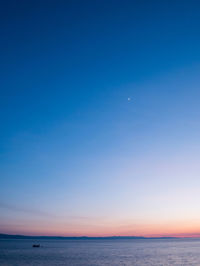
1, 238, 200, 266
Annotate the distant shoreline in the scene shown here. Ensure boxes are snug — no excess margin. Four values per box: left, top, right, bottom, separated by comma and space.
0, 233, 182, 240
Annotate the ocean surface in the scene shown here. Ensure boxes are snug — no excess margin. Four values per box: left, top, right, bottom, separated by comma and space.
1, 238, 200, 266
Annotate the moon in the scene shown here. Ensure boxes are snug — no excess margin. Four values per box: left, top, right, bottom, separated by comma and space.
128, 97, 131, 101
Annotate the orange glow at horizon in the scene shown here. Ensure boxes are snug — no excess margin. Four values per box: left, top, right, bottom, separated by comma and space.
2, 218, 200, 238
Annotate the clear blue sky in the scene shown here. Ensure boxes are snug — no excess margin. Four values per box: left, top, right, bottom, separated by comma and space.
1, 0, 200, 236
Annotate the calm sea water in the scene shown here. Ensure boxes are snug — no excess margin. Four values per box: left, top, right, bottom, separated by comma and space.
1, 238, 200, 266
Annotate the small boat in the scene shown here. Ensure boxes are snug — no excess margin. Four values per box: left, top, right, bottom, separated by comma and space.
32, 244, 40, 248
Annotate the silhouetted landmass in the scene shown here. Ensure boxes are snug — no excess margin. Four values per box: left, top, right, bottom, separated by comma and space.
0, 233, 177, 240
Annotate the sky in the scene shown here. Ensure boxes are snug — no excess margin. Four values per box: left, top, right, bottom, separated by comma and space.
1, 0, 200, 237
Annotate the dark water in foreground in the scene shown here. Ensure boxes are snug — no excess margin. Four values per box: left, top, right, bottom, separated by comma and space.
1, 238, 200, 266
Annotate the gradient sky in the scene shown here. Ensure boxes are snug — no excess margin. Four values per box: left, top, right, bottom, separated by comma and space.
1, 0, 200, 237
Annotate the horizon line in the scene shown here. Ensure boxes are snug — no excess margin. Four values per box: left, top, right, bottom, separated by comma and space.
1, 233, 200, 239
